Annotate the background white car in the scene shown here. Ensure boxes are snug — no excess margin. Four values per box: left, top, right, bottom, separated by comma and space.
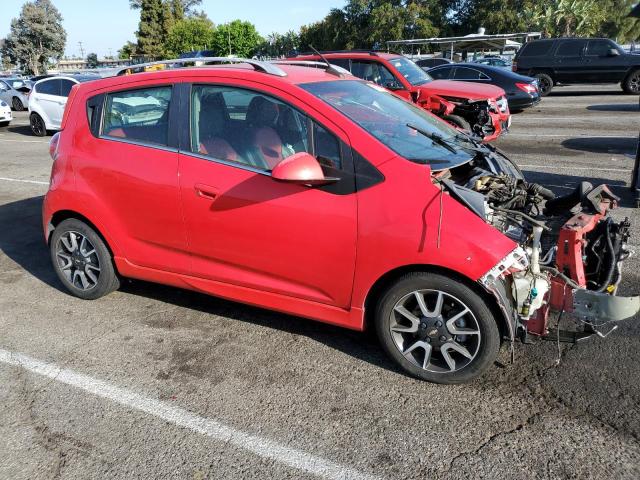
0, 99, 12, 127
28, 75, 97, 136
0, 77, 31, 111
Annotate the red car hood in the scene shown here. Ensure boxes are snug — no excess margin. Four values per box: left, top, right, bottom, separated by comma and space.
421, 80, 505, 101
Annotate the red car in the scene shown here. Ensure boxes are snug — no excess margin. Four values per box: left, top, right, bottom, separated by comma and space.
43, 58, 638, 384
291, 51, 511, 142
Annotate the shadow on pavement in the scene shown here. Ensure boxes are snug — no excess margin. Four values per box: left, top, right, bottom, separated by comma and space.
561, 136, 637, 155
0, 195, 399, 376
587, 103, 639, 112
6, 124, 41, 137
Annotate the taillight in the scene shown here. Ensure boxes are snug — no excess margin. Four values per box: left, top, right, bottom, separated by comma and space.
516, 82, 537, 94
49, 132, 60, 161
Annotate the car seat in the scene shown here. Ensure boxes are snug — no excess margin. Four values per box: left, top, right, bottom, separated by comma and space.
246, 96, 286, 169
198, 93, 238, 161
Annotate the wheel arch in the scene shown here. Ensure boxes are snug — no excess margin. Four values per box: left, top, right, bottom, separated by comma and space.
531, 68, 555, 83
362, 264, 512, 341
48, 210, 118, 260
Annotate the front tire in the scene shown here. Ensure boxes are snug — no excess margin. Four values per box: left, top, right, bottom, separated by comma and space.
30, 113, 46, 137
50, 219, 120, 300
375, 272, 500, 384
534, 73, 553, 96
443, 114, 471, 132
12, 96, 24, 111
0, 121, 9, 128
622, 69, 640, 94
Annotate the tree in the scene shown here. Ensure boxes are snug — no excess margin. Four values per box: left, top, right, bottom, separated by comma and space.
136, 0, 166, 57
258, 30, 300, 58
164, 17, 215, 57
129, 0, 202, 15
0, 0, 66, 75
599, 0, 640, 43
212, 20, 263, 58
86, 52, 99, 68
118, 41, 137, 59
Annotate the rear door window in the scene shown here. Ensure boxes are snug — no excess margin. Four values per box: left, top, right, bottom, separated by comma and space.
60, 79, 75, 97
520, 41, 553, 57
428, 66, 452, 79
102, 86, 172, 146
36, 79, 60, 96
329, 58, 350, 70
555, 40, 586, 57
453, 67, 488, 80
586, 40, 614, 56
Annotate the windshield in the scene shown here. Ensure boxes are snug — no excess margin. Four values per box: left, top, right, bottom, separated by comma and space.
302, 80, 474, 169
388, 57, 432, 86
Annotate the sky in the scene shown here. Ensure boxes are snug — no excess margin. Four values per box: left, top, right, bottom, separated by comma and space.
0, 0, 345, 58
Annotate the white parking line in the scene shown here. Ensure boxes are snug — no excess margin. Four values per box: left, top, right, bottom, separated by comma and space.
0, 177, 48, 185
0, 137, 49, 143
519, 164, 631, 173
0, 348, 378, 480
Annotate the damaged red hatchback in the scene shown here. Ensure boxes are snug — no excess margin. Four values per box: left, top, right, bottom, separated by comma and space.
43, 58, 639, 383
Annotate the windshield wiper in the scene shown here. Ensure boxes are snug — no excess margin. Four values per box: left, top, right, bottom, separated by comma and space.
407, 123, 458, 154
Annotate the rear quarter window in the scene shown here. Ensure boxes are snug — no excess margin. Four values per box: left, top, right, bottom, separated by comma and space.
36, 79, 60, 95
519, 41, 554, 57
102, 86, 172, 146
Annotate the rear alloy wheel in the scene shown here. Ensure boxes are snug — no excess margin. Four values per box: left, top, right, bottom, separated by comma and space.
534, 73, 553, 96
622, 69, 640, 94
30, 113, 46, 137
375, 272, 500, 384
12, 96, 24, 111
50, 219, 120, 300
443, 114, 471, 132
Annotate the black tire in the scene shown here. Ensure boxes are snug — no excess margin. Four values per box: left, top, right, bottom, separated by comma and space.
30, 113, 46, 137
443, 114, 471, 132
534, 73, 553, 96
50, 218, 120, 300
12, 96, 24, 111
622, 69, 640, 94
0, 121, 9, 128
375, 272, 500, 384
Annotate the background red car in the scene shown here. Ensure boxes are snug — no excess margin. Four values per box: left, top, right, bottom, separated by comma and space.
291, 51, 511, 141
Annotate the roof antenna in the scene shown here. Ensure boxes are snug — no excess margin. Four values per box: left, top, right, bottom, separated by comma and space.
309, 45, 345, 77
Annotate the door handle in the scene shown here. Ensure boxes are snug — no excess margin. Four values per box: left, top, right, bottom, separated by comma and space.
194, 183, 218, 200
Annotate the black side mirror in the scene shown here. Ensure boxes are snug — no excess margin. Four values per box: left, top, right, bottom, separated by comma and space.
608, 48, 620, 57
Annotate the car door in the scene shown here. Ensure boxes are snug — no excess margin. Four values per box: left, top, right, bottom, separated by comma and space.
82, 83, 189, 273
553, 39, 587, 83
584, 39, 628, 83
178, 82, 358, 308
34, 79, 62, 124
49, 79, 76, 127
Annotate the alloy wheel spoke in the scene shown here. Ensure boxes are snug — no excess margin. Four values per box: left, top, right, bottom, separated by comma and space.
445, 308, 479, 335
403, 340, 432, 370
441, 341, 473, 371
415, 290, 443, 318
56, 253, 73, 270
85, 266, 98, 284
392, 306, 420, 333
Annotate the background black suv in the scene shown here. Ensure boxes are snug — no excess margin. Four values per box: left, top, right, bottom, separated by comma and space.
513, 38, 640, 96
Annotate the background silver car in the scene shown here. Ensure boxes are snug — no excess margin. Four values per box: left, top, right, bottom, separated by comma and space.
0, 77, 31, 111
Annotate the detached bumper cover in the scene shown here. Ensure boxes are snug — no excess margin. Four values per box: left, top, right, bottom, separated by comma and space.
573, 289, 640, 324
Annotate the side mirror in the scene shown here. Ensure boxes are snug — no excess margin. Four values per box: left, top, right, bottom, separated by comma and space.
608, 48, 620, 57
384, 80, 404, 91
271, 152, 339, 186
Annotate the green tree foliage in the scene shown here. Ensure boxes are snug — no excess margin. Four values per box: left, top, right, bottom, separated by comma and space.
597, 0, 640, 42
164, 17, 215, 57
212, 20, 263, 57
118, 41, 137, 59
258, 30, 301, 57
129, 0, 202, 15
299, 1, 440, 51
136, 0, 166, 57
86, 52, 99, 68
0, 0, 66, 75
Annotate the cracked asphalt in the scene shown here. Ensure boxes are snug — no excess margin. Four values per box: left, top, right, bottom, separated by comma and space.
1, 84, 640, 479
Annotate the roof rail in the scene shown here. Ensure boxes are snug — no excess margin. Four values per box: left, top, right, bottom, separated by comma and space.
113, 57, 287, 77
297, 49, 402, 57
270, 60, 350, 77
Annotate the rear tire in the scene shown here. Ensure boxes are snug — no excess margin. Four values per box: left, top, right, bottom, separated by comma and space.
0, 121, 9, 128
443, 114, 471, 132
622, 69, 640, 94
50, 219, 120, 300
30, 113, 46, 137
12, 96, 24, 111
375, 272, 500, 384
534, 73, 553, 96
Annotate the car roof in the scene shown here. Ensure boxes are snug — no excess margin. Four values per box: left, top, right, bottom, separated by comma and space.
36, 74, 100, 84
72, 63, 354, 95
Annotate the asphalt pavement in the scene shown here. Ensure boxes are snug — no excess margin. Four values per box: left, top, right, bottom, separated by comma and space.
1, 84, 639, 479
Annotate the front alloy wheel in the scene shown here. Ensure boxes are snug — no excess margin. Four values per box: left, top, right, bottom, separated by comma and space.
30, 113, 46, 137
375, 272, 500, 384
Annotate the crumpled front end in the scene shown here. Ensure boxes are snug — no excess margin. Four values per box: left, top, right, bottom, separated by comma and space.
440, 158, 639, 343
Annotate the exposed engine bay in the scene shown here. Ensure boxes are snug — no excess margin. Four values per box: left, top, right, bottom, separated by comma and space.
437, 148, 640, 344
